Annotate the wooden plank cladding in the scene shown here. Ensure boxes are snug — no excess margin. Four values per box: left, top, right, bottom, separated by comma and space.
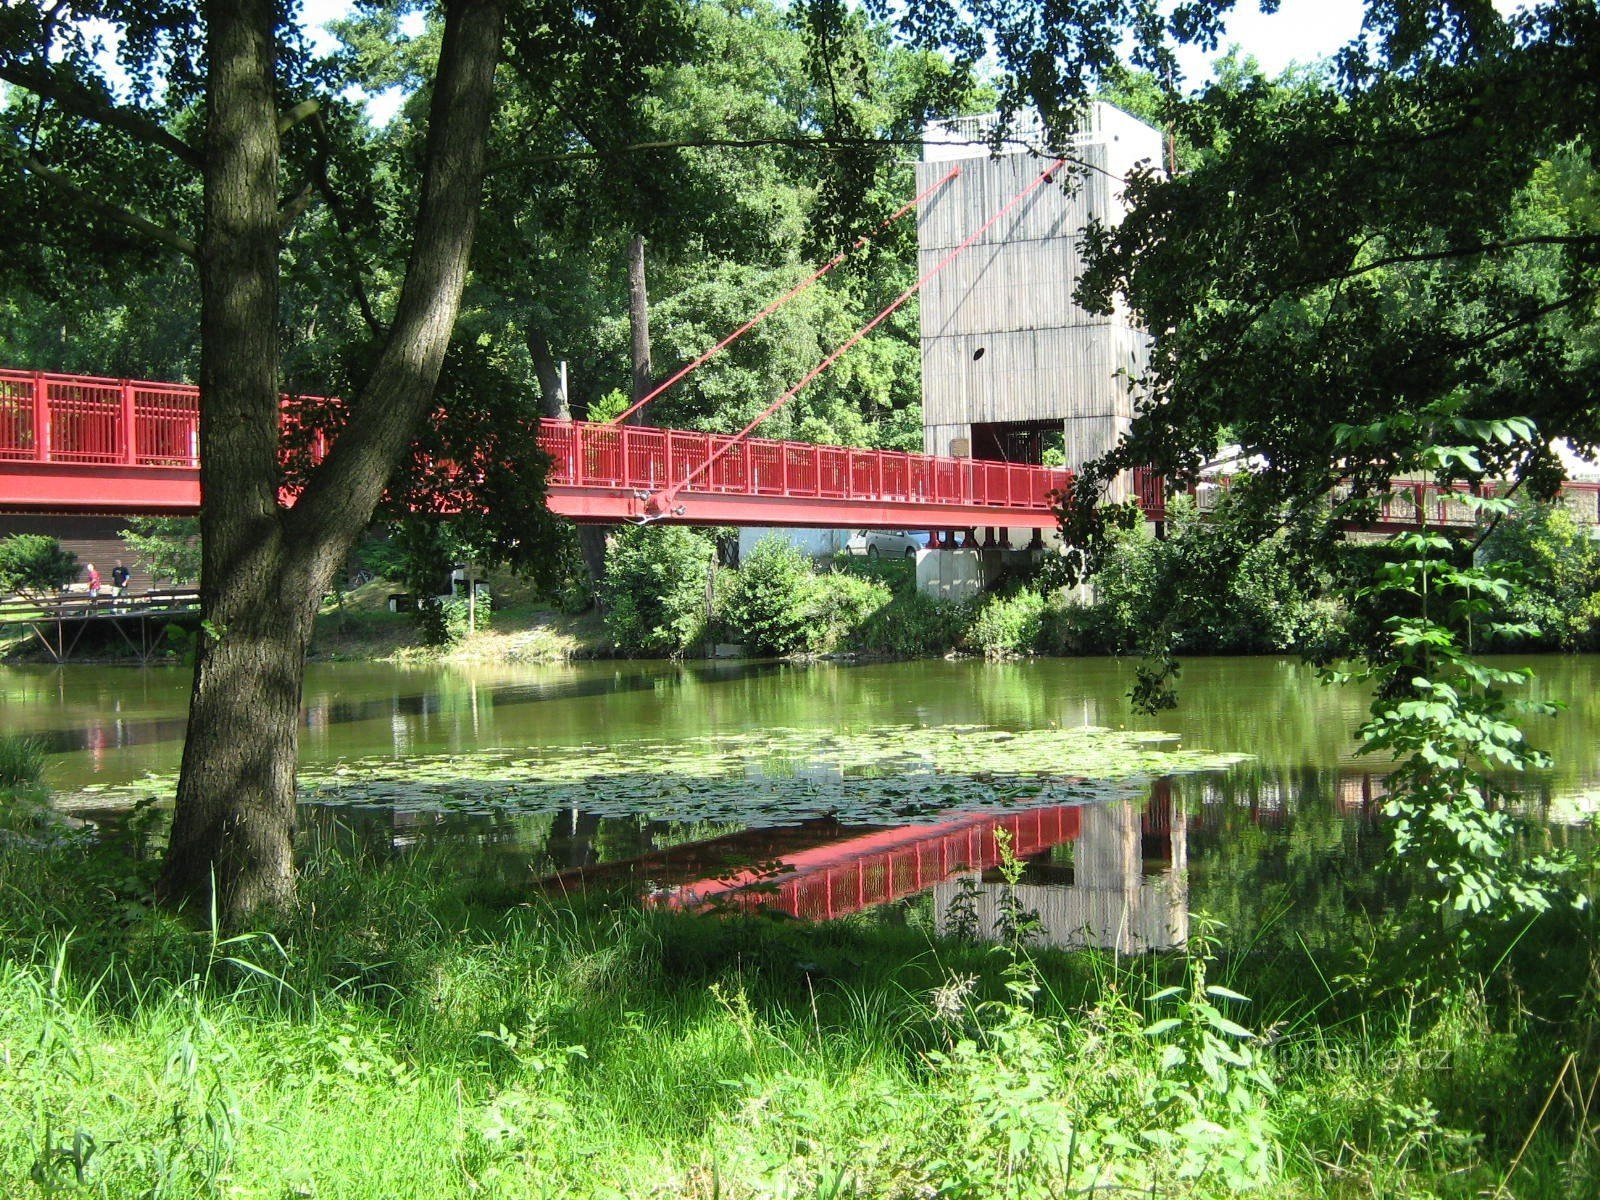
916, 105, 1161, 469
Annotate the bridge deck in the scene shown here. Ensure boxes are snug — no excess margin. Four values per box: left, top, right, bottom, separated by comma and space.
4, 368, 1598, 532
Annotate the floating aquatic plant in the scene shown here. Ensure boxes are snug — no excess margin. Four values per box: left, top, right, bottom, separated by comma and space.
63, 725, 1246, 828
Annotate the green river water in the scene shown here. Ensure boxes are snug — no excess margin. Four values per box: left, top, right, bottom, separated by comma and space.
4, 655, 1597, 949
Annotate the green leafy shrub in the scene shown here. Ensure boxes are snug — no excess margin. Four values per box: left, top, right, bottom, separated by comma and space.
441, 592, 492, 645
803, 573, 892, 651
1478, 494, 1600, 650
965, 588, 1046, 658
0, 534, 78, 598
121, 517, 200, 586
857, 590, 968, 656
1065, 496, 1342, 655
830, 550, 917, 595
720, 535, 816, 655
601, 525, 714, 656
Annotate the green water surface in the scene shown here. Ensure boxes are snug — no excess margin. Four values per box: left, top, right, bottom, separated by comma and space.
4, 655, 1597, 947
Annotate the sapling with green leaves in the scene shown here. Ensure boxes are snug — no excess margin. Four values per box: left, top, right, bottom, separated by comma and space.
1327, 416, 1584, 931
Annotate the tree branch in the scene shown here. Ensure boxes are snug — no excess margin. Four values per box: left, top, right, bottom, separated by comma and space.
0, 62, 201, 166
287, 0, 505, 550
7, 147, 197, 257
516, 133, 1130, 185
308, 114, 383, 337
277, 97, 320, 135
278, 178, 316, 231
1307, 234, 1600, 291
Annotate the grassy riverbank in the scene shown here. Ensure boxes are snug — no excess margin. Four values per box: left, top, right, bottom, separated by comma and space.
3, 776, 1598, 1198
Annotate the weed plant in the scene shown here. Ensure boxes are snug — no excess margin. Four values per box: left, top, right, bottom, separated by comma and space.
0, 733, 45, 788
1, 806, 1598, 1197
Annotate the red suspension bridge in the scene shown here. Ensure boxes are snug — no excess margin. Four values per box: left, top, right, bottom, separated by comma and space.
0, 366, 1089, 530
5, 366, 1598, 533
4, 158, 1596, 533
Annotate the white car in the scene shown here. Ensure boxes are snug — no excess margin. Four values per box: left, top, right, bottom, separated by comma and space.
845, 529, 928, 559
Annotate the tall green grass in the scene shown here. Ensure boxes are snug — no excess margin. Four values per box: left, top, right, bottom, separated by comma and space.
0, 732, 45, 787
1, 820, 1598, 1197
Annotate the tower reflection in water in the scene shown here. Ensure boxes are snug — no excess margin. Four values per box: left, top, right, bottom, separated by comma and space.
932, 791, 1187, 953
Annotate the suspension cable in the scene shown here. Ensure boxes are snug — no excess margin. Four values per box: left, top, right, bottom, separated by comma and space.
608, 165, 962, 427
646, 157, 1068, 515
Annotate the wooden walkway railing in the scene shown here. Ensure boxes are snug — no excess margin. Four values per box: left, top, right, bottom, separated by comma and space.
0, 588, 201, 662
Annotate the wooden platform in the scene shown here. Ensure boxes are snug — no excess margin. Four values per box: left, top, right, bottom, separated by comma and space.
0, 588, 201, 663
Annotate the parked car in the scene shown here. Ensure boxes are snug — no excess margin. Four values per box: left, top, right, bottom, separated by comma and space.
845, 529, 928, 559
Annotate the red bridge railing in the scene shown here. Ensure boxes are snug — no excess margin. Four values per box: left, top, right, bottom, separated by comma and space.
661, 804, 1086, 920
534, 419, 1074, 511
18, 366, 1597, 530
1, 369, 199, 467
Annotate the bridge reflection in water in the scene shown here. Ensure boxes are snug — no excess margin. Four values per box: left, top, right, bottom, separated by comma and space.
930, 800, 1188, 954
532, 771, 1394, 955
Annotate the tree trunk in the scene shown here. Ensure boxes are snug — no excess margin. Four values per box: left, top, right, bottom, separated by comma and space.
158, 0, 506, 927
160, 0, 296, 920
526, 325, 569, 419
627, 232, 653, 421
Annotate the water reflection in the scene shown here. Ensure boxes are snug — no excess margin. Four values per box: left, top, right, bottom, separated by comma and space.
15, 654, 1600, 955
290, 763, 1410, 957
934, 796, 1189, 953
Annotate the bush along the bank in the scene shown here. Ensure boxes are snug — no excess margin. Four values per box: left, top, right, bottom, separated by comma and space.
719, 535, 817, 655
601, 525, 715, 655
964, 587, 1046, 658
1478, 493, 1600, 651
803, 571, 894, 652
604, 499, 1360, 660
1063, 495, 1345, 657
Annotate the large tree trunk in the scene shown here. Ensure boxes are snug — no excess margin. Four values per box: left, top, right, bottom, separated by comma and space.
158, 0, 506, 927
159, 0, 298, 920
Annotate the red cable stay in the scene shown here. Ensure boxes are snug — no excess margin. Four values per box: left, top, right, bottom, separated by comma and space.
643, 157, 1069, 519
607, 165, 962, 427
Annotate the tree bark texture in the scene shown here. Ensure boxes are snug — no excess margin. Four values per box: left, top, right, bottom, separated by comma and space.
627, 232, 653, 418
158, 0, 506, 927
526, 325, 569, 419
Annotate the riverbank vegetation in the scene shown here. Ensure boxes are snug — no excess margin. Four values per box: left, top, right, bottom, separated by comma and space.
574, 488, 1600, 663
2, 755, 1598, 1198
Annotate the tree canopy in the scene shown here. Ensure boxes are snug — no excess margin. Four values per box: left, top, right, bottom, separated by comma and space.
1063, 3, 1599, 542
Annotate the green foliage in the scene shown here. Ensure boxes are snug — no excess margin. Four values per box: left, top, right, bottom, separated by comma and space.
0, 534, 77, 598
965, 588, 1045, 658
857, 590, 969, 656
1337, 520, 1579, 929
1061, 496, 1343, 657
719, 535, 816, 655
441, 593, 492, 647
829, 549, 919, 594
802, 572, 893, 652
0, 734, 45, 788
121, 517, 201, 586
1479, 494, 1600, 651
927, 943, 1276, 1196
601, 526, 715, 656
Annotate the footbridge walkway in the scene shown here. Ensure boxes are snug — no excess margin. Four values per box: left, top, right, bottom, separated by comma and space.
4, 368, 1597, 534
